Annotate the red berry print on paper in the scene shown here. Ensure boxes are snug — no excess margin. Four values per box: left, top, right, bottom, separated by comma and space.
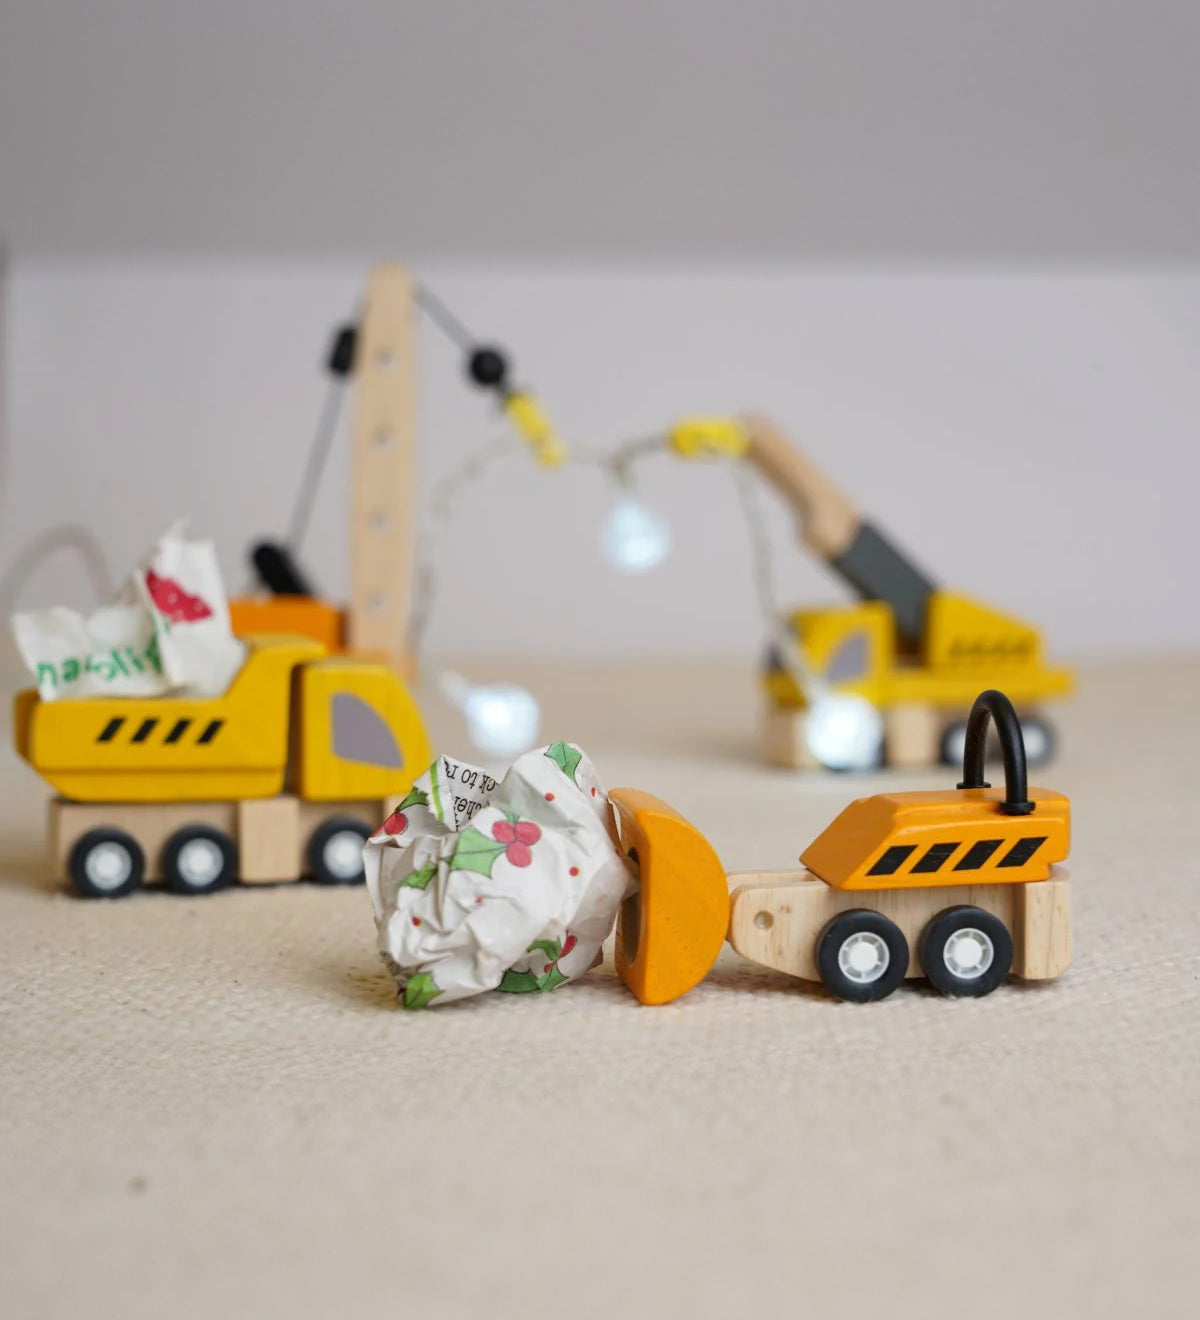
379, 784, 429, 838
144, 569, 213, 623
450, 814, 540, 878
492, 818, 542, 868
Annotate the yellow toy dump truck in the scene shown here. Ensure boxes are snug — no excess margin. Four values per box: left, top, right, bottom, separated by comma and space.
12, 636, 431, 898
610, 690, 1070, 1003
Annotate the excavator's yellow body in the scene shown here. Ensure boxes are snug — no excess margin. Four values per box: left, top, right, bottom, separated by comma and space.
763, 592, 1074, 713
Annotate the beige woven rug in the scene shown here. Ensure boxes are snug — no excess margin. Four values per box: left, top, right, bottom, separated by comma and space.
2, 660, 1197, 1319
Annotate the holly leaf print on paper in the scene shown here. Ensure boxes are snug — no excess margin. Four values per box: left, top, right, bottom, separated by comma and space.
402, 862, 437, 890
495, 934, 578, 994
539, 964, 568, 992
402, 973, 442, 1010
545, 742, 583, 784
497, 968, 542, 994
449, 827, 508, 877
497, 965, 568, 994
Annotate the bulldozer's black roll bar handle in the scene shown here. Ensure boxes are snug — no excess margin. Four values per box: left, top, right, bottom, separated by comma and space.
957, 689, 1036, 816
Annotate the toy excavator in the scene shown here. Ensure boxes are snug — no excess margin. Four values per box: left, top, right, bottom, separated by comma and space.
610, 689, 1071, 1004
667, 414, 1073, 769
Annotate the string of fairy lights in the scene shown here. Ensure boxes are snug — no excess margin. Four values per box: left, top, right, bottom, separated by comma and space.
273, 280, 891, 766
268, 282, 802, 757
404, 420, 767, 756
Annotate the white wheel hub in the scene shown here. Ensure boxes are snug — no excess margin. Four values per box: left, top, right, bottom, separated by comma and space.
943, 927, 994, 980
177, 838, 225, 887
1022, 723, 1048, 762
838, 931, 890, 983
85, 842, 133, 892
324, 830, 365, 881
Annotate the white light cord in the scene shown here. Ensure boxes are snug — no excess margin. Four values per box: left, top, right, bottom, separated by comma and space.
733, 461, 821, 702
407, 433, 521, 656
0, 523, 114, 624
410, 429, 798, 670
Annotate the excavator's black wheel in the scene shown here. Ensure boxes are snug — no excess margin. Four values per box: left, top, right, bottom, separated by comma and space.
940, 714, 1056, 768
939, 721, 969, 768
1018, 715, 1056, 767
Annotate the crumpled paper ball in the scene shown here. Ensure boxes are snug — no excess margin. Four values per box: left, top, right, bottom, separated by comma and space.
363, 742, 634, 1008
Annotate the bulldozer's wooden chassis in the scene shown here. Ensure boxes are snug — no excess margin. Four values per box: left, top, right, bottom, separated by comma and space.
726, 869, 1070, 986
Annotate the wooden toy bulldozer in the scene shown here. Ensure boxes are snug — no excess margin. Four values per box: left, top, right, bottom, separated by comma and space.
610, 689, 1071, 1004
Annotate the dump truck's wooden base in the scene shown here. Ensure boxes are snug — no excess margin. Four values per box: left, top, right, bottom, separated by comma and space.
50, 794, 399, 886
728, 868, 1070, 983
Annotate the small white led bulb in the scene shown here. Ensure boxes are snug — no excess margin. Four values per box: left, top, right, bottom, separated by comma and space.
601, 497, 672, 575
439, 671, 541, 758
805, 692, 884, 772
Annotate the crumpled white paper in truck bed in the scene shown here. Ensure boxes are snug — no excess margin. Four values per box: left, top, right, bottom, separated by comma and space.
12, 521, 244, 700
364, 742, 634, 1008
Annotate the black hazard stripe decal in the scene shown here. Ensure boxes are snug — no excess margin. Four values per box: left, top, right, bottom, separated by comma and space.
998, 837, 1047, 868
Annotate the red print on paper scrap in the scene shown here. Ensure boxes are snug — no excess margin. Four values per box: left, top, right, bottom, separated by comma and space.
144, 569, 213, 623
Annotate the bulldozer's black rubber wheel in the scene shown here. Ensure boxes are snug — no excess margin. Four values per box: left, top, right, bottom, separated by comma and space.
920, 906, 1012, 997
816, 909, 909, 1002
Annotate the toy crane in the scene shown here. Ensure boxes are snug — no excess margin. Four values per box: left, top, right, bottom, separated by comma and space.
228, 265, 419, 672
229, 264, 561, 676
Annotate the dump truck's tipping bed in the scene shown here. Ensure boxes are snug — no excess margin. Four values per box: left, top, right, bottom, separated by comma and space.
13, 636, 325, 803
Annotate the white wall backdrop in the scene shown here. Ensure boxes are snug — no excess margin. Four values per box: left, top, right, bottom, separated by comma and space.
2, 260, 1197, 661
3, 1, 1198, 261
